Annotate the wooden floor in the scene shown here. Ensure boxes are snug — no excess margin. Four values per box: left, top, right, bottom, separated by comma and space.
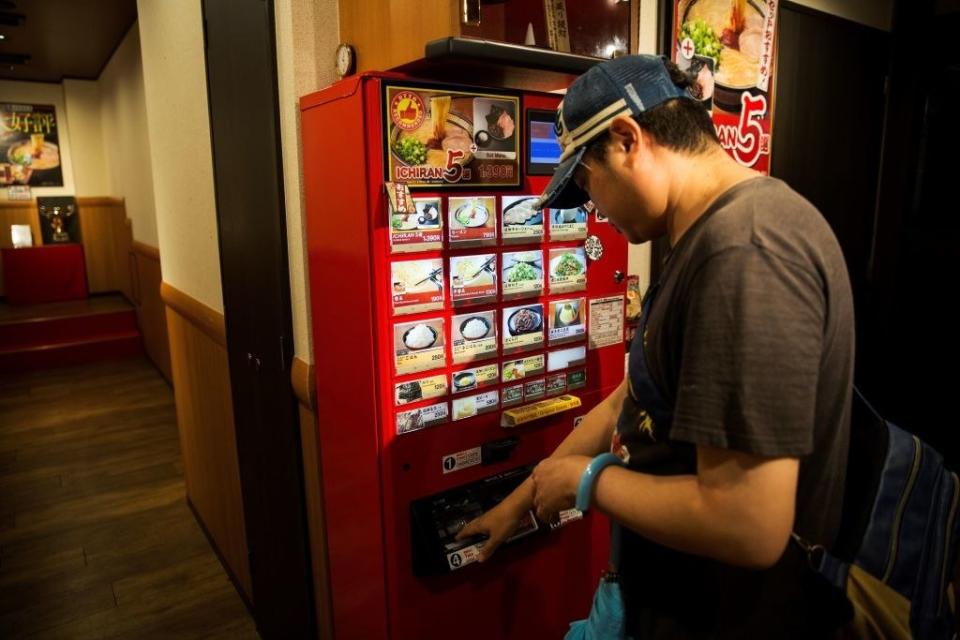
0, 359, 259, 639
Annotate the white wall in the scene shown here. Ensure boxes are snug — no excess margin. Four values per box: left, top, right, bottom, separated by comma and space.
137, 0, 223, 311
626, 0, 661, 293
0, 80, 77, 197
62, 79, 109, 196
275, 0, 340, 362
98, 23, 158, 246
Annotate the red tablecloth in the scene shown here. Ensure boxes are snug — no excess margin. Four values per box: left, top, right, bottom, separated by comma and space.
1, 244, 88, 305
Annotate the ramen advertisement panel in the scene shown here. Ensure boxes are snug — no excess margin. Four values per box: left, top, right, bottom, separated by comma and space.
384, 85, 520, 188
672, 0, 779, 174
0, 104, 64, 187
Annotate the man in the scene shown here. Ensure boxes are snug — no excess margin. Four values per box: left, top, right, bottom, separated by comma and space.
457, 54, 854, 637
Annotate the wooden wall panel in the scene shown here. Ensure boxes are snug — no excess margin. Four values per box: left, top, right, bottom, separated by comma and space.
339, 0, 459, 73
292, 357, 333, 640
77, 197, 132, 296
163, 281, 252, 601
132, 241, 171, 382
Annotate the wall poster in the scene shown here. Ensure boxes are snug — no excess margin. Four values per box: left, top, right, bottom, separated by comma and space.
672, 0, 779, 174
0, 103, 64, 187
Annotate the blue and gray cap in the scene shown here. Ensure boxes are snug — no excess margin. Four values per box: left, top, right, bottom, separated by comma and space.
536, 54, 694, 210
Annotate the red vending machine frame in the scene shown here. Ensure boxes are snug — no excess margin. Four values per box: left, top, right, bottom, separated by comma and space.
302, 72, 627, 639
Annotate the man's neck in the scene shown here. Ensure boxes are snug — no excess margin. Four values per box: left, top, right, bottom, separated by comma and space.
664, 147, 759, 246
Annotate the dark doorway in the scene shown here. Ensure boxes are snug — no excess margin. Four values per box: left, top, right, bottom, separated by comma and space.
771, 2, 890, 378
862, 0, 960, 465
202, 0, 315, 636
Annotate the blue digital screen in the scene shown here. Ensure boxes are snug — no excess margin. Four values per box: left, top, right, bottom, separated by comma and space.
528, 118, 562, 166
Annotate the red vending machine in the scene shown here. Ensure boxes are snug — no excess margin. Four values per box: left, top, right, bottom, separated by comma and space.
301, 72, 628, 639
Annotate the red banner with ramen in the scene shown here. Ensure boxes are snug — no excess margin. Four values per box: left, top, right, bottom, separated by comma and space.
383, 85, 521, 188
671, 0, 778, 174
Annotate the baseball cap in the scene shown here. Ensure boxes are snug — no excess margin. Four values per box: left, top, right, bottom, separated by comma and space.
536, 54, 694, 210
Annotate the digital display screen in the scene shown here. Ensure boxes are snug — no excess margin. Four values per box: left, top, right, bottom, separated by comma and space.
526, 110, 562, 175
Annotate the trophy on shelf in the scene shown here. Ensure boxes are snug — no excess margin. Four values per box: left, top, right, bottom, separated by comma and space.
37, 196, 79, 244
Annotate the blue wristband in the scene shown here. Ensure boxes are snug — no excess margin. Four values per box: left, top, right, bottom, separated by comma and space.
575, 453, 626, 512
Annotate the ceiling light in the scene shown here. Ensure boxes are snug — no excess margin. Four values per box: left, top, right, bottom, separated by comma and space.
0, 35, 6, 40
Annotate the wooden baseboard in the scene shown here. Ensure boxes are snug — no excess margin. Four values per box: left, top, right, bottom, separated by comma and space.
187, 497, 256, 617
132, 240, 161, 262
131, 244, 171, 381
165, 285, 251, 600
293, 357, 333, 640
292, 356, 316, 411
160, 281, 226, 348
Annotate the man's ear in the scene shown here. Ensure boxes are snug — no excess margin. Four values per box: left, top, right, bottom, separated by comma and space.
607, 115, 644, 166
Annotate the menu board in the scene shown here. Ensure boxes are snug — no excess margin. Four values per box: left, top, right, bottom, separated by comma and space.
391, 258, 444, 315
395, 374, 448, 406
501, 353, 546, 383
548, 247, 587, 294
501, 250, 543, 300
397, 402, 449, 435
501, 195, 544, 244
450, 254, 497, 306
548, 203, 589, 241
384, 85, 520, 188
452, 363, 499, 395
452, 390, 500, 421
502, 303, 545, 355
394, 318, 446, 375
390, 198, 443, 253
449, 196, 497, 247
547, 345, 587, 372
548, 297, 586, 345
452, 310, 498, 364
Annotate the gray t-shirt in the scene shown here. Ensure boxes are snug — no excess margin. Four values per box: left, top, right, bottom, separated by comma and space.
617, 176, 855, 637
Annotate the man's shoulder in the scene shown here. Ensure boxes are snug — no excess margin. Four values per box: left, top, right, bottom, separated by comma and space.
689, 177, 841, 275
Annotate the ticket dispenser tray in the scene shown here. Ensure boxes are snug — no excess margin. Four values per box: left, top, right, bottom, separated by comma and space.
410, 465, 544, 575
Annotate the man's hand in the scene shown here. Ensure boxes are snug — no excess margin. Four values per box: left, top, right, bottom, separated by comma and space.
455, 498, 526, 563
531, 455, 591, 523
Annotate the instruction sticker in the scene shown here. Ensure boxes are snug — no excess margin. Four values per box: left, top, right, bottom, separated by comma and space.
588, 295, 625, 350
442, 446, 482, 474
447, 542, 485, 570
